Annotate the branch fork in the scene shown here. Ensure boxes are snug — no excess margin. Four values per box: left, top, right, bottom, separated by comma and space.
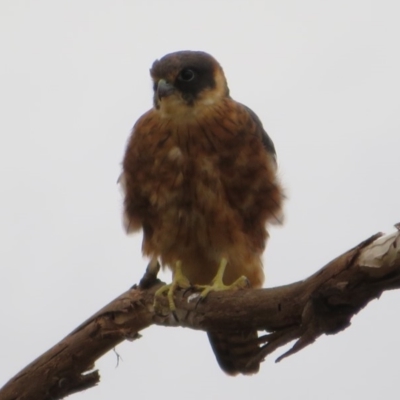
1, 229, 400, 400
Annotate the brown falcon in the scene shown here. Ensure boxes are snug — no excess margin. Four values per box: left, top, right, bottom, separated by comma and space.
120, 50, 284, 375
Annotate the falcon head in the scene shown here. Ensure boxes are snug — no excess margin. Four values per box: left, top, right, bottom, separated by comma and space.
150, 51, 230, 117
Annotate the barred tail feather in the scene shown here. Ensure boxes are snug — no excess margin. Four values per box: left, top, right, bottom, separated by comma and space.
207, 330, 260, 375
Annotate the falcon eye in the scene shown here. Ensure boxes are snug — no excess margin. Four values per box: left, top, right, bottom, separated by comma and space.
178, 69, 195, 82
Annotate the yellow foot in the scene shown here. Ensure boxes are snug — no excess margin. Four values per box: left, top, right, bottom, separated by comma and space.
154, 261, 191, 311
196, 258, 250, 300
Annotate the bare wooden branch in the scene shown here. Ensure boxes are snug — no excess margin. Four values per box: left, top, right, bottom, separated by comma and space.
1, 229, 400, 400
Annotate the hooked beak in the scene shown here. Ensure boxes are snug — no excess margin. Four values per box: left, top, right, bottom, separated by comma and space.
157, 79, 175, 100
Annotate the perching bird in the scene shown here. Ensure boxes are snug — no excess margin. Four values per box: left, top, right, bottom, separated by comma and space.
120, 50, 284, 375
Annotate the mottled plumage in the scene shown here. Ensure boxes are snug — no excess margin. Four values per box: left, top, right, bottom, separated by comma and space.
121, 51, 284, 375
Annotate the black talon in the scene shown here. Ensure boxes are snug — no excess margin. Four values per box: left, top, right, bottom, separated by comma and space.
195, 294, 206, 309
182, 284, 194, 298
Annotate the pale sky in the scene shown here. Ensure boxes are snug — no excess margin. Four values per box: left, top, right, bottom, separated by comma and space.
1, 1, 399, 399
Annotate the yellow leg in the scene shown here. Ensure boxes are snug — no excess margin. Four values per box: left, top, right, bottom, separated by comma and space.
154, 261, 191, 311
196, 257, 249, 299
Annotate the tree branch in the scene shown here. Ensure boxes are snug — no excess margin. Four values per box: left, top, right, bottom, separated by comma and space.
1, 229, 400, 400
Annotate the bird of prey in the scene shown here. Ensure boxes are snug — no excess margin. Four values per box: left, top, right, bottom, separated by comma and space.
120, 50, 284, 375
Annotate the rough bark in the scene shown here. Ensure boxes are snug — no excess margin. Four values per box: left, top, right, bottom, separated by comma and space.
1, 229, 400, 400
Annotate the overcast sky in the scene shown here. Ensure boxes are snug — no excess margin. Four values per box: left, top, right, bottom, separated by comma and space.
1, 1, 399, 399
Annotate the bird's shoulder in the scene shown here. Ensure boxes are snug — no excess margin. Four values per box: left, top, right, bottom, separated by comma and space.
234, 101, 276, 157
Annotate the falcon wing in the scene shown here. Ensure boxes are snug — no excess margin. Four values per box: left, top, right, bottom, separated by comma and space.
241, 103, 277, 162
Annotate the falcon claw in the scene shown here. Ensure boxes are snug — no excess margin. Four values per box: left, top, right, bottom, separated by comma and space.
194, 259, 251, 304
242, 276, 251, 288
182, 285, 194, 298
195, 294, 205, 309
153, 261, 190, 314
